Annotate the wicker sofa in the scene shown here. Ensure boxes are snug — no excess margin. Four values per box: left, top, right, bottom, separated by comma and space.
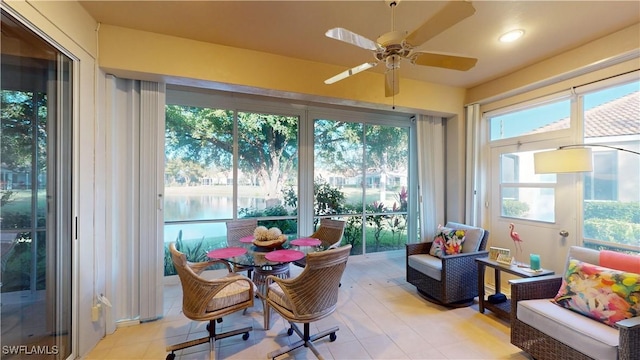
406, 222, 489, 306
510, 246, 640, 360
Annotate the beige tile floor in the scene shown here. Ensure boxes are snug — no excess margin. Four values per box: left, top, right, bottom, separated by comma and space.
84, 250, 532, 360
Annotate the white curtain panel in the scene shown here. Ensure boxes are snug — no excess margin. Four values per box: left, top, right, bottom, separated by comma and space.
416, 115, 446, 241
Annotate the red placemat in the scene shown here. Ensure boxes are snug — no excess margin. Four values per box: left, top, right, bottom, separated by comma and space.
238, 235, 255, 243
264, 249, 305, 262
207, 247, 247, 259
290, 238, 321, 247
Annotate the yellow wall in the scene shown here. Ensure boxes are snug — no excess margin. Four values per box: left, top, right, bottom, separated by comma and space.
467, 23, 640, 105
97, 24, 466, 116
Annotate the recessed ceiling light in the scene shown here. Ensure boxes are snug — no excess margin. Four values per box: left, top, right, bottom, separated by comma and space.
499, 29, 525, 43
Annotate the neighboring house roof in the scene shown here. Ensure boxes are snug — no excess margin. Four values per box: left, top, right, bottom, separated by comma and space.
530, 90, 639, 138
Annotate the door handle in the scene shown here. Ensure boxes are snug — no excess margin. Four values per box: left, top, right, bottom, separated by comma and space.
559, 230, 569, 238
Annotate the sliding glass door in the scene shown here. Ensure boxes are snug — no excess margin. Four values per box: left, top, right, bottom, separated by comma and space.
313, 119, 410, 255
1, 10, 73, 359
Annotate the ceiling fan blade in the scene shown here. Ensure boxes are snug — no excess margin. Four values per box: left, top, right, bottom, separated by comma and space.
412, 52, 478, 71
405, 1, 476, 47
385, 68, 399, 97
325, 62, 378, 84
325, 27, 380, 51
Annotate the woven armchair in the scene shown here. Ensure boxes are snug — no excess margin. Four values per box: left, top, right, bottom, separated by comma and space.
510, 247, 640, 360
406, 222, 489, 306
311, 218, 346, 249
293, 218, 346, 268
226, 218, 257, 278
262, 244, 351, 360
166, 242, 254, 360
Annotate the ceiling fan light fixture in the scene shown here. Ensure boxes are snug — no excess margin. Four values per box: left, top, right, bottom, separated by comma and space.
499, 29, 525, 43
385, 55, 400, 70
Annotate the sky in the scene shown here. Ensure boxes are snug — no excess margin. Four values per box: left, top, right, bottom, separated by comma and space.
490, 80, 639, 140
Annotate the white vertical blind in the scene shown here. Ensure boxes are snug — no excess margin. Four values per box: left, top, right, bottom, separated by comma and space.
465, 104, 481, 226
139, 81, 166, 321
105, 76, 165, 329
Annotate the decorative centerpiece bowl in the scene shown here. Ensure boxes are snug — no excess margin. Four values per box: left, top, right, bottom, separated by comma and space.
252, 226, 287, 249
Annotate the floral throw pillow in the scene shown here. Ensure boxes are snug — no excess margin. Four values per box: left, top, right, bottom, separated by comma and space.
429, 226, 466, 258
553, 259, 640, 327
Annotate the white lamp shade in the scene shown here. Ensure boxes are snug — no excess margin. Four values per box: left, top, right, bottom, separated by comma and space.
534, 148, 593, 174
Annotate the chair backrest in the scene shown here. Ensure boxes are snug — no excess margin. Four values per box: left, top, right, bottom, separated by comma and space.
226, 218, 257, 247
170, 242, 247, 320
282, 244, 351, 320
170, 242, 207, 318
311, 219, 346, 249
445, 222, 489, 253
566, 246, 600, 270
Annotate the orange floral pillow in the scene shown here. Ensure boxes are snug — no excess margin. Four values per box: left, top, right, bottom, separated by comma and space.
429, 226, 466, 258
553, 259, 640, 327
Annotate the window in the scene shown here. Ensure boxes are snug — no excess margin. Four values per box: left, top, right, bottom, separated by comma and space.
584, 151, 617, 200
164, 103, 299, 272
499, 151, 556, 222
489, 98, 570, 141
164, 90, 416, 273
313, 120, 410, 255
582, 80, 640, 251
487, 97, 569, 224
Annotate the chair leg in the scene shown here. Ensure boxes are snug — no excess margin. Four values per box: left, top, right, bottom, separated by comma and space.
263, 300, 271, 330
166, 319, 252, 360
267, 322, 338, 360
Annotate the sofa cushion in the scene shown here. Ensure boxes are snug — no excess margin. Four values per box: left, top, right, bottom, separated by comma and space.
600, 250, 640, 273
566, 245, 600, 267
445, 222, 485, 253
408, 254, 442, 281
518, 299, 619, 360
553, 259, 640, 327
429, 226, 465, 258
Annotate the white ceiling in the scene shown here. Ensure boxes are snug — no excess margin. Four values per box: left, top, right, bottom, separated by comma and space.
79, 1, 640, 89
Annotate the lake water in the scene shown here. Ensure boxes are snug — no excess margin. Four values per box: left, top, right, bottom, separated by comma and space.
163, 194, 266, 244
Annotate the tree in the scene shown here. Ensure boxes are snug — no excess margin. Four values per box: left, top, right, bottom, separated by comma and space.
365, 125, 408, 203
1, 90, 47, 174
314, 120, 408, 204
165, 105, 298, 198
237, 112, 297, 198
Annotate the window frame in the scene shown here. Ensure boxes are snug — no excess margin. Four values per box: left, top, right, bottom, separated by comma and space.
164, 86, 417, 258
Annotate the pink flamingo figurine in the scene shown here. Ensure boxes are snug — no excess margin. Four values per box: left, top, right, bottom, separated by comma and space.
509, 223, 524, 265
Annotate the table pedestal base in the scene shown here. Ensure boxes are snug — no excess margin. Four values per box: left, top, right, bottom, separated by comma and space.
253, 263, 290, 294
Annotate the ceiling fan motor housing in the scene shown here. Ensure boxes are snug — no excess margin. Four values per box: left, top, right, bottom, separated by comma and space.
376, 30, 406, 47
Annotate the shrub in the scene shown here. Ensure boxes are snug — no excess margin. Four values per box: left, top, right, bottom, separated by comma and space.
164, 230, 216, 276
584, 201, 640, 223
584, 218, 640, 246
503, 199, 529, 217
314, 178, 345, 215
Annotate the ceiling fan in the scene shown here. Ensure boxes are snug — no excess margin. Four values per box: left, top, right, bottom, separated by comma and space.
324, 0, 478, 97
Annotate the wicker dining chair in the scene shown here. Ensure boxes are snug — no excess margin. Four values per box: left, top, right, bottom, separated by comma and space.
293, 218, 346, 269
166, 242, 254, 360
312, 218, 346, 249
262, 244, 351, 360
226, 218, 257, 278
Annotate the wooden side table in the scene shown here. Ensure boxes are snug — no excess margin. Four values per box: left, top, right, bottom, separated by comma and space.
476, 257, 554, 320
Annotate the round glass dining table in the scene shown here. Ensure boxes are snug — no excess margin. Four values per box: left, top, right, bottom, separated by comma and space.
207, 240, 310, 294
